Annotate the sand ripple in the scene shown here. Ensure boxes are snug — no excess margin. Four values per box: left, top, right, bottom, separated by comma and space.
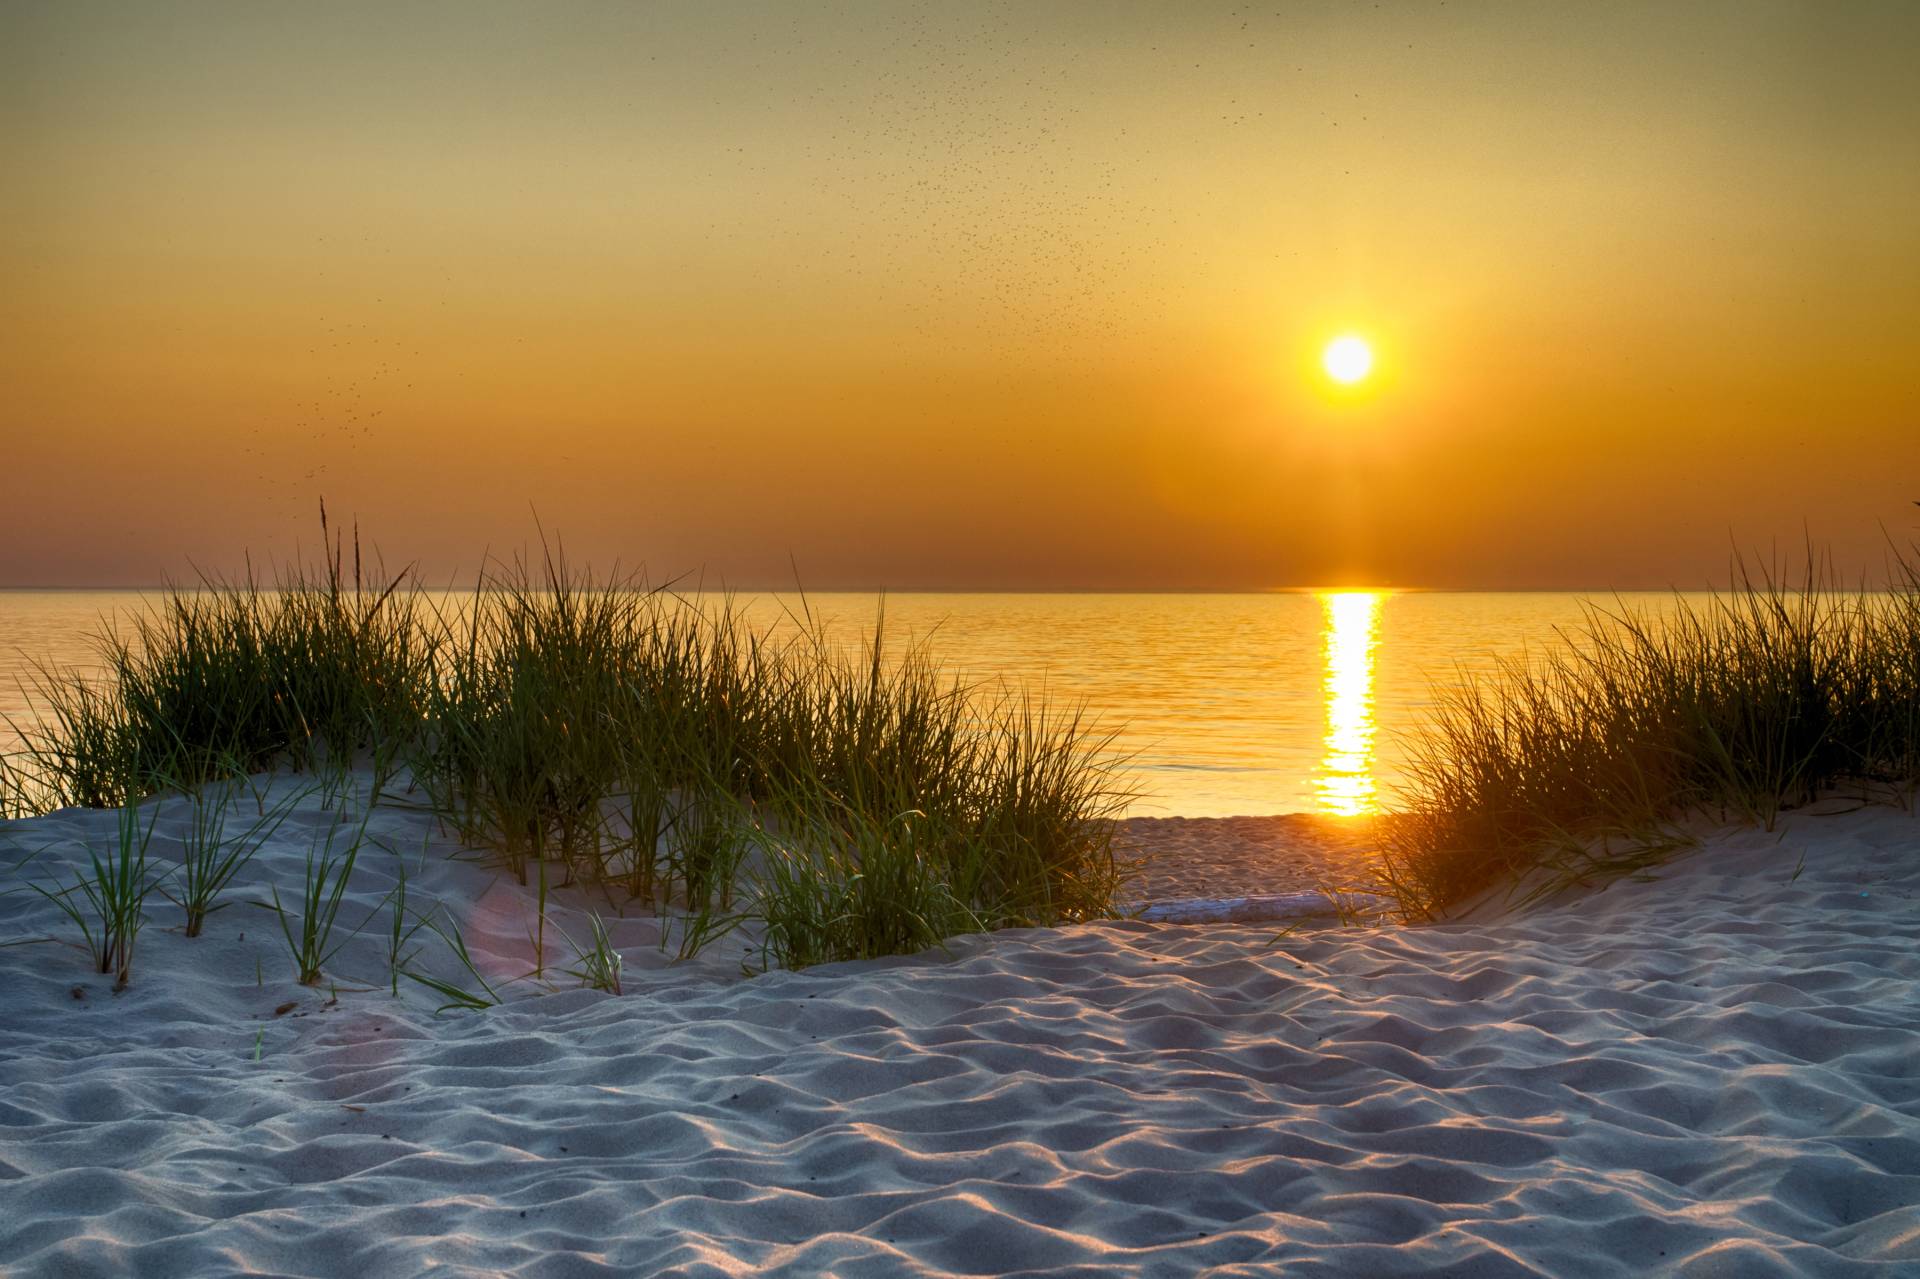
2, 796, 1918, 1275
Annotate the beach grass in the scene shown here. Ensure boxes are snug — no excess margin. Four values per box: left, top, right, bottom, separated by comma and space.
0, 752, 29, 821
1376, 547, 1920, 919
405, 910, 503, 1011
29, 786, 163, 988
561, 911, 623, 994
265, 810, 371, 985
11, 527, 1128, 967
400, 545, 1126, 957
163, 765, 307, 937
745, 784, 986, 969
380, 857, 430, 996
15, 509, 433, 807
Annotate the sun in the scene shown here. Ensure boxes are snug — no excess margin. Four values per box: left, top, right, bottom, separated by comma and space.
1322, 335, 1374, 385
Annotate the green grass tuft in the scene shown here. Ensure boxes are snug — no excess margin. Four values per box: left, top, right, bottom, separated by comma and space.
1375, 547, 1920, 919
162, 765, 308, 937
265, 810, 371, 985
11, 522, 1130, 969
30, 786, 164, 988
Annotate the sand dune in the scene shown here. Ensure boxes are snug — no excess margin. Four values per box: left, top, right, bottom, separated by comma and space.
2, 780, 1918, 1276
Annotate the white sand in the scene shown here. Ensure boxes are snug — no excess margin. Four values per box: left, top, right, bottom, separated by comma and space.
3, 777, 1918, 1276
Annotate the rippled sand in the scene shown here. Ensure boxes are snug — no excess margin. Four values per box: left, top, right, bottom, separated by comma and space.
2, 780, 1917, 1276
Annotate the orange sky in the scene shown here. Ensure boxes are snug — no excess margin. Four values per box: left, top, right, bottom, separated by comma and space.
4, 1, 1917, 589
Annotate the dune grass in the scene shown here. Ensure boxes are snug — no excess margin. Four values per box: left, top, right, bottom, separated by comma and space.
1374, 549, 1920, 920
561, 912, 623, 995
266, 810, 371, 985
745, 785, 985, 969
398, 547, 1126, 960
404, 910, 503, 1011
11, 527, 1128, 969
14, 508, 433, 809
0, 753, 29, 822
163, 766, 308, 937
29, 787, 163, 988
379, 857, 430, 996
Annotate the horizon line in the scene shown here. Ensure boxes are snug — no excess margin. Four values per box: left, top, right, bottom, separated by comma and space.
0, 581, 1774, 596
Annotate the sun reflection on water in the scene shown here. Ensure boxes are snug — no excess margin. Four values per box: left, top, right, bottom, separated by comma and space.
1316, 591, 1382, 816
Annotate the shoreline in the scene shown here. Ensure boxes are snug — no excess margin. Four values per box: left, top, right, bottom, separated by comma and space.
1115, 813, 1380, 905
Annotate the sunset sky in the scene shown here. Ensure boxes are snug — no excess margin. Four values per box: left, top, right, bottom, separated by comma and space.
4, 1, 1917, 589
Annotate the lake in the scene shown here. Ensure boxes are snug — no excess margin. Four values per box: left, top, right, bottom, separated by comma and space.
0, 590, 1680, 818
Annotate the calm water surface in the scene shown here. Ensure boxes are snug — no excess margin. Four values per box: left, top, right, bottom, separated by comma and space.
0, 591, 1681, 818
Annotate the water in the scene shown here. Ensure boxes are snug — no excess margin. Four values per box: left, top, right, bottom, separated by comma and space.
0, 590, 1673, 818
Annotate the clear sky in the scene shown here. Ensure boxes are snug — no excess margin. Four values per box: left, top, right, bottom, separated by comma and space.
4, 1, 1916, 589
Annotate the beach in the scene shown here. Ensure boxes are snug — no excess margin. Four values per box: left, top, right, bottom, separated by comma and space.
7, 0, 1915, 1270
3, 780, 1917, 1276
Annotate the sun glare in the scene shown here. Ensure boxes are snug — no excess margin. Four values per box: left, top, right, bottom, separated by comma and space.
1315, 591, 1381, 817
1322, 335, 1374, 385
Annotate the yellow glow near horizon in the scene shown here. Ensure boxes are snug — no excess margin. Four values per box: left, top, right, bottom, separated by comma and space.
1322, 336, 1374, 385
1316, 591, 1381, 817
6, 6, 1920, 592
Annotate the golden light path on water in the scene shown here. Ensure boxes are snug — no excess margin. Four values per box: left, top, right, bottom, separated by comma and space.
1315, 591, 1382, 816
